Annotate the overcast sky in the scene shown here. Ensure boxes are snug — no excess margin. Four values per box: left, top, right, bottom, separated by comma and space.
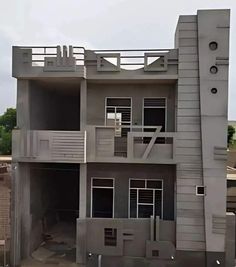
0, 0, 236, 118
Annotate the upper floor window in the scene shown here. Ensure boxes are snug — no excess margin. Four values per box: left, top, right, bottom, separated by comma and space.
105, 98, 132, 136
129, 179, 163, 219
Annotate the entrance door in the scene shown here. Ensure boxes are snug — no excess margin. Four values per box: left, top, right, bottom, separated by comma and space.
91, 178, 114, 218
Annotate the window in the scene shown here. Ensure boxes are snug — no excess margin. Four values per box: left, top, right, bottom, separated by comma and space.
105, 98, 132, 137
91, 178, 114, 218
129, 179, 163, 218
152, 250, 159, 257
104, 228, 117, 246
196, 186, 205, 196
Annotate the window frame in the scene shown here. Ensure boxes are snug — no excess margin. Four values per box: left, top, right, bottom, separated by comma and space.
128, 178, 164, 219
91, 177, 115, 218
196, 185, 205, 196
105, 97, 132, 135
142, 97, 167, 132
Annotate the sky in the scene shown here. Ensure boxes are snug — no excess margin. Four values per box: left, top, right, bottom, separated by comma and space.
0, 0, 236, 118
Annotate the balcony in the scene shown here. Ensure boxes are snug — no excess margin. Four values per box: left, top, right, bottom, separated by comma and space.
86, 125, 176, 164
12, 130, 86, 163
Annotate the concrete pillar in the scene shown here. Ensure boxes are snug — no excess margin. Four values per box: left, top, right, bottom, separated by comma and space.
16, 80, 30, 129
10, 163, 31, 266
79, 164, 87, 218
10, 163, 21, 267
80, 79, 87, 130
11, 79, 31, 266
20, 164, 31, 259
77, 164, 87, 265
76, 218, 87, 265
77, 71, 88, 265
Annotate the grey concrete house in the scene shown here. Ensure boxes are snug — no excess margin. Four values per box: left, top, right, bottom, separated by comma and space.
11, 9, 233, 267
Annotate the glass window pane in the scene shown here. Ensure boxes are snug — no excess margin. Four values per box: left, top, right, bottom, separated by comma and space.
138, 189, 153, 204
93, 179, 113, 187
107, 107, 115, 113
147, 180, 162, 189
144, 98, 166, 107
138, 204, 153, 218
104, 228, 117, 246
130, 179, 145, 188
107, 98, 131, 107
130, 189, 137, 218
155, 190, 162, 218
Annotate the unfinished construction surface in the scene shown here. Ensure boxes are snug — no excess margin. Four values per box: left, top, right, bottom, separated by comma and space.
11, 9, 232, 267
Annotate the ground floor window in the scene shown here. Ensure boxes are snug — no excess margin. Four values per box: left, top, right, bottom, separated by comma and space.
129, 179, 163, 218
91, 178, 114, 218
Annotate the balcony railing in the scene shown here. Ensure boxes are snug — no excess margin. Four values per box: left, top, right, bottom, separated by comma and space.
12, 130, 86, 163
86, 125, 176, 164
85, 48, 178, 72
16, 46, 85, 67
13, 46, 178, 77
92, 49, 171, 71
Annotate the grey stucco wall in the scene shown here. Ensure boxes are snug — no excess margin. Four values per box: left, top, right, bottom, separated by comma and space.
86, 163, 176, 220
198, 10, 229, 254
175, 14, 206, 252
87, 83, 176, 131
29, 80, 80, 130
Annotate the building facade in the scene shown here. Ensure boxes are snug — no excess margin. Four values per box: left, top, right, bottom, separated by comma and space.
11, 9, 233, 267
0, 158, 11, 266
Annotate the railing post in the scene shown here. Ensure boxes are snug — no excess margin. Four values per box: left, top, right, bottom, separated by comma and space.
127, 132, 134, 160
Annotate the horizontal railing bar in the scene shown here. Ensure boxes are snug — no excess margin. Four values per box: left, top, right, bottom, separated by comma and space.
18, 46, 170, 52
130, 132, 176, 138
92, 49, 171, 52
120, 63, 144, 66
32, 53, 57, 56
19, 46, 58, 49
120, 56, 144, 58
32, 60, 45, 62
32, 59, 85, 62
94, 125, 161, 129
73, 47, 85, 49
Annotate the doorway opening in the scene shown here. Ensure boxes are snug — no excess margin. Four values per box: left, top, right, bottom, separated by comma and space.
29, 163, 79, 264
91, 178, 114, 218
143, 98, 166, 144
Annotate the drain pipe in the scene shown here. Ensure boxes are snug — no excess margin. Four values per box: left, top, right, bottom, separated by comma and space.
98, 254, 102, 267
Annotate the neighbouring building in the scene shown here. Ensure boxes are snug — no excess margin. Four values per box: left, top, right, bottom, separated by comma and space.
11, 9, 233, 267
0, 157, 12, 266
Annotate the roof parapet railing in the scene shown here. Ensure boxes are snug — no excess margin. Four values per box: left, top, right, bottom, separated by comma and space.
17, 46, 85, 66
89, 48, 172, 70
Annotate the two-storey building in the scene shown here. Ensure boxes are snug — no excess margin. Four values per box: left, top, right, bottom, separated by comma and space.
11, 9, 234, 267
